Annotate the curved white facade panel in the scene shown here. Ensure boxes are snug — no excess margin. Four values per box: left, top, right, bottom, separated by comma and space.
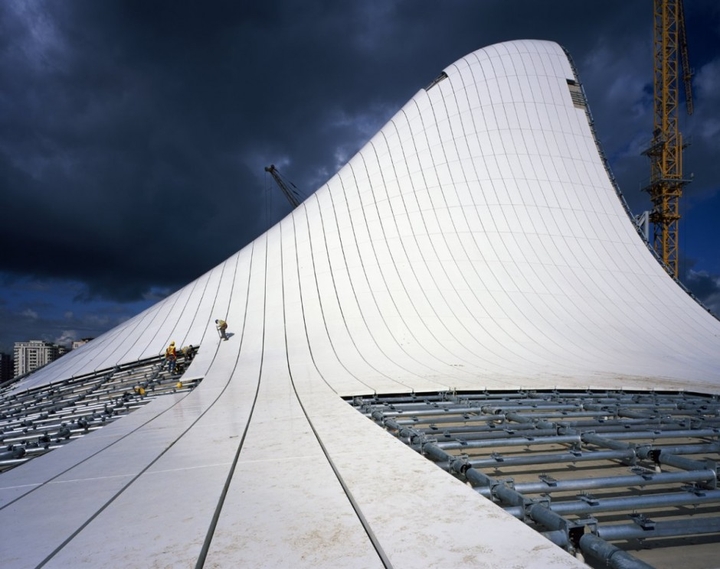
2, 39, 719, 568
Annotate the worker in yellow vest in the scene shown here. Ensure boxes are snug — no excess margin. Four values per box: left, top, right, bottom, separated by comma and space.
165, 341, 177, 373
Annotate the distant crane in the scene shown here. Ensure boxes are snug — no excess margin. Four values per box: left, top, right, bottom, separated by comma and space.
265, 164, 303, 209
642, 0, 693, 278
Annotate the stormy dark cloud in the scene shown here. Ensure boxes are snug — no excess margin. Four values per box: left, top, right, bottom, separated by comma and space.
1, 0, 719, 352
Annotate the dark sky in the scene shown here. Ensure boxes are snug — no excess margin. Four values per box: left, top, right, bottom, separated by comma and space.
1, 0, 719, 353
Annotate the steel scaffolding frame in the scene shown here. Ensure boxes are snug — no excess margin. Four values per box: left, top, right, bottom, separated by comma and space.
350, 389, 720, 568
0, 349, 201, 473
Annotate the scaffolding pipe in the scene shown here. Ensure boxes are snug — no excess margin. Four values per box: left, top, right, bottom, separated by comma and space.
423, 422, 551, 436
422, 442, 453, 463
648, 443, 720, 454
393, 414, 498, 426
528, 503, 567, 531
509, 468, 715, 494
597, 516, 720, 541
637, 446, 716, 476
594, 429, 720, 440
581, 432, 634, 451
617, 408, 658, 419
541, 529, 567, 547
504, 488, 720, 518
504, 412, 534, 423
581, 435, 720, 469
437, 434, 581, 450
421, 442, 528, 506
491, 482, 527, 507
505, 413, 557, 430
466, 449, 634, 470
370, 407, 469, 418
481, 403, 585, 413
579, 533, 655, 569
463, 467, 495, 488
379, 416, 420, 441
393, 410, 678, 426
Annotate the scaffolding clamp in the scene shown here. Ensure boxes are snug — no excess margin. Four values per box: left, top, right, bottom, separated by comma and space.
539, 474, 558, 487
628, 513, 656, 531
577, 492, 599, 506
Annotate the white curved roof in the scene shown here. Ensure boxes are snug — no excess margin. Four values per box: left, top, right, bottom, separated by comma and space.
2, 39, 719, 568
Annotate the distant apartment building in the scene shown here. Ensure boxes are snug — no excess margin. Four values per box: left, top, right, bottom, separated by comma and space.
13, 340, 62, 378
0, 352, 13, 383
72, 338, 94, 350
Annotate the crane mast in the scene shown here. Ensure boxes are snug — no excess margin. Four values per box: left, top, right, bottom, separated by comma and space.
643, 0, 693, 278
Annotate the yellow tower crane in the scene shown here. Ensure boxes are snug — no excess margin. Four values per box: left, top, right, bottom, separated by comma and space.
643, 0, 693, 278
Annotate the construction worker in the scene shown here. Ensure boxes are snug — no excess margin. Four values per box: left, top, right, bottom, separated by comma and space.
181, 344, 195, 362
215, 319, 228, 340
165, 341, 177, 373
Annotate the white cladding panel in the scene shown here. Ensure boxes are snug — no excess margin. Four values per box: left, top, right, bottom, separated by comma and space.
2, 39, 719, 568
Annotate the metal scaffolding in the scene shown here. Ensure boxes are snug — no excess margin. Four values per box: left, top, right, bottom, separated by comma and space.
350, 389, 720, 568
0, 349, 201, 473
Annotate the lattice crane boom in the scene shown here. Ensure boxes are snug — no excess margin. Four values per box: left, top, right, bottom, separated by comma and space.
643, 0, 693, 278
265, 164, 303, 209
